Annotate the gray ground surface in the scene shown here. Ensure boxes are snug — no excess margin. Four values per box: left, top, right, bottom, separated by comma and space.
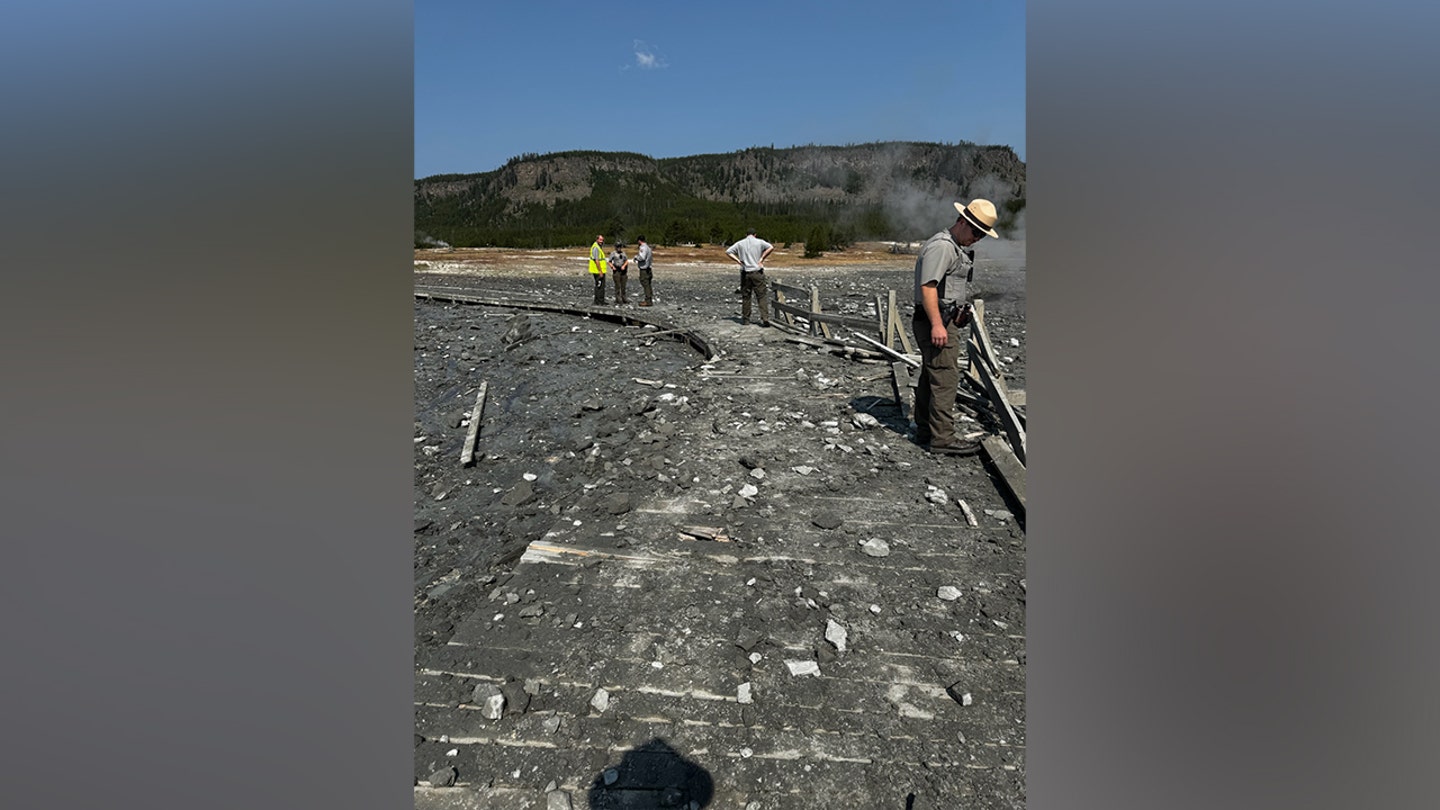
413, 241, 1026, 809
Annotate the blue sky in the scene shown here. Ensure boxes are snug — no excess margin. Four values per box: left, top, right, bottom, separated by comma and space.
415, 0, 1025, 179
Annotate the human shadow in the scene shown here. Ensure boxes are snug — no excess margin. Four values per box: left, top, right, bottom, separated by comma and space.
585, 736, 714, 809
849, 394, 914, 441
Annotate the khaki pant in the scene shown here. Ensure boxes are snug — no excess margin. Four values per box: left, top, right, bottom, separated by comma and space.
613, 270, 629, 303
741, 271, 769, 324
911, 311, 960, 445
638, 266, 653, 303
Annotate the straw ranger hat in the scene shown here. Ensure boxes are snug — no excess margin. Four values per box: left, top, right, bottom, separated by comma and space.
954, 199, 1000, 238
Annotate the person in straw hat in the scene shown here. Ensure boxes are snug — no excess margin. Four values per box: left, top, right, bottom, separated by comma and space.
911, 198, 1000, 455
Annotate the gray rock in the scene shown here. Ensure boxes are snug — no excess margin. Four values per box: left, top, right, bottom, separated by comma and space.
825, 618, 848, 653
500, 680, 531, 715
591, 688, 611, 713
785, 659, 821, 677
735, 629, 764, 651
602, 768, 619, 786
519, 604, 545, 619
472, 681, 502, 707
737, 682, 754, 704
426, 766, 457, 787
604, 493, 631, 515
546, 790, 573, 810
937, 586, 962, 601
542, 715, 562, 734
812, 511, 844, 530
501, 481, 536, 507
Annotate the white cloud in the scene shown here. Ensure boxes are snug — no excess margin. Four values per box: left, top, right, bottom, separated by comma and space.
632, 40, 666, 69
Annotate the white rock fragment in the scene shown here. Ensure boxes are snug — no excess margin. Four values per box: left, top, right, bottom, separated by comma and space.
791, 465, 816, 475
740, 747, 754, 758
859, 538, 891, 558
523, 472, 538, 481
925, 486, 949, 506
748, 652, 762, 664
957, 499, 978, 527
785, 660, 822, 677
1010, 337, 1021, 346
590, 688, 611, 713
749, 468, 766, 480
737, 682, 754, 704
962, 692, 974, 706
446, 748, 458, 757
825, 619, 848, 653
937, 586, 963, 601
851, 412, 881, 430
739, 483, 759, 499
869, 604, 882, 615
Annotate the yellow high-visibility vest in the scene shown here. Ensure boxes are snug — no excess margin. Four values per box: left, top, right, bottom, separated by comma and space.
588, 242, 608, 274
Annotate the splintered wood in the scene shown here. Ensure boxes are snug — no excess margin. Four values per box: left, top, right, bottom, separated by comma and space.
459, 381, 488, 467
967, 300, 1026, 466
678, 525, 731, 543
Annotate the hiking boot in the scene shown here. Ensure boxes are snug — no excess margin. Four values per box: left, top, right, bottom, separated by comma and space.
639, 301, 652, 307
927, 439, 982, 457
760, 320, 771, 328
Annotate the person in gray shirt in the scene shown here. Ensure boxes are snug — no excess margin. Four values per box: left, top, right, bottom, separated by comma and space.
634, 235, 655, 306
725, 227, 774, 326
911, 198, 999, 456
607, 243, 630, 305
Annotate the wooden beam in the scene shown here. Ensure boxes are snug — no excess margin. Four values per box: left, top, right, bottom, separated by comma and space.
772, 281, 798, 328
968, 299, 1005, 382
976, 361, 1026, 465
889, 290, 915, 355
890, 361, 913, 422
848, 330, 920, 368
810, 286, 833, 340
772, 301, 882, 332
981, 436, 1026, 515
414, 286, 718, 360
459, 381, 488, 467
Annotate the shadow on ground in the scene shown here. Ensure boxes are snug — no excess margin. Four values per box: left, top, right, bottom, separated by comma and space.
586, 737, 713, 809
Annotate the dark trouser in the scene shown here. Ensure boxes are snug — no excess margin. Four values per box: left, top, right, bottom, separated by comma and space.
638, 266, 653, 303
613, 270, 628, 303
741, 270, 769, 323
592, 273, 606, 304
911, 311, 961, 445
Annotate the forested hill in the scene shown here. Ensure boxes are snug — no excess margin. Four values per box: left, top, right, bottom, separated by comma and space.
415, 141, 1025, 249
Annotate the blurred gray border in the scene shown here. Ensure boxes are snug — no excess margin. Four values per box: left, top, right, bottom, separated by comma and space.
3, 2, 1438, 809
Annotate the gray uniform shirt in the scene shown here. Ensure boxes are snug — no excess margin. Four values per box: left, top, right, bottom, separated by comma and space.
912, 229, 973, 306
608, 249, 627, 270
636, 243, 652, 270
726, 235, 773, 273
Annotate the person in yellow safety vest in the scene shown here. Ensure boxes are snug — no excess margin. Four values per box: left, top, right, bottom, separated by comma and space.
588, 234, 609, 305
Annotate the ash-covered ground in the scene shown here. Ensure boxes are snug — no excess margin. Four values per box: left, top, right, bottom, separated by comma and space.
413, 240, 1026, 809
